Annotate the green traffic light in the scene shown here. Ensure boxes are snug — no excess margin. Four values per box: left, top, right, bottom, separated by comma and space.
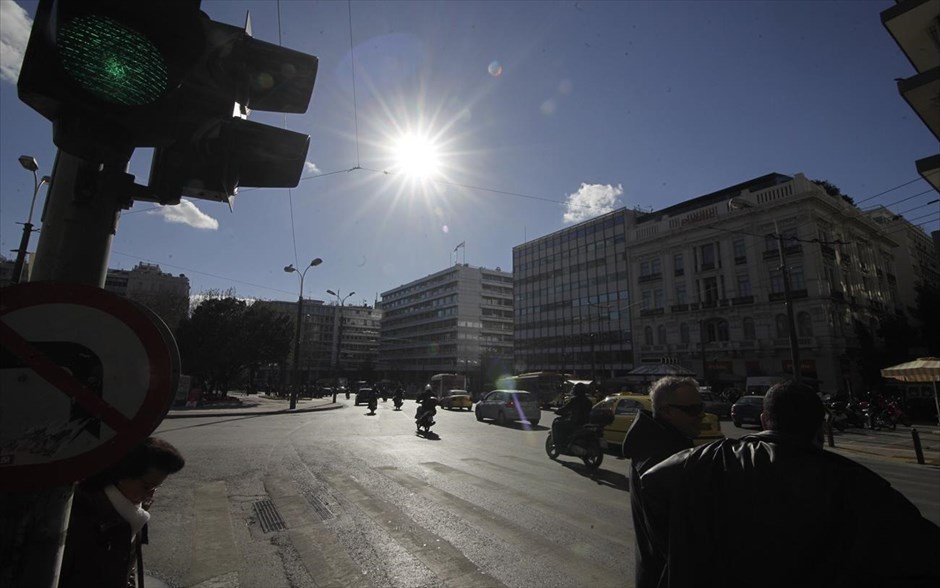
58, 15, 168, 106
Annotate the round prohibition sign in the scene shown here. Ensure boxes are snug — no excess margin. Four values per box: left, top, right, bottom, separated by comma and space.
0, 282, 178, 491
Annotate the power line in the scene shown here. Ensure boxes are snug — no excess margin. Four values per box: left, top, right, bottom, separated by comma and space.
862, 188, 936, 212
110, 250, 297, 297
853, 177, 925, 206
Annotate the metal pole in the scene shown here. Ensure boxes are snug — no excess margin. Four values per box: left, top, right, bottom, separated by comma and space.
1, 150, 124, 588
777, 233, 801, 384
11, 169, 45, 284
11, 221, 35, 284
291, 281, 304, 410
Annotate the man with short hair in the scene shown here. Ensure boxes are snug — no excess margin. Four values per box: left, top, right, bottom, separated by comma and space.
641, 381, 940, 588
622, 376, 704, 588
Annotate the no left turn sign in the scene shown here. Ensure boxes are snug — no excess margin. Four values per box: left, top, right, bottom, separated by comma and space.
0, 282, 179, 491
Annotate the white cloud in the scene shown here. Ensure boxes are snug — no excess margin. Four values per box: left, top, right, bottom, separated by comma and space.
0, 1, 33, 84
304, 161, 321, 175
149, 198, 219, 230
563, 183, 623, 224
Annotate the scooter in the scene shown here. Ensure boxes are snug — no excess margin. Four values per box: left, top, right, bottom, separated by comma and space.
545, 416, 607, 470
416, 398, 439, 434
367, 396, 378, 415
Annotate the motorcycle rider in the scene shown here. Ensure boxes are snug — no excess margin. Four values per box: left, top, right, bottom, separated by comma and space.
416, 385, 437, 426
554, 383, 593, 449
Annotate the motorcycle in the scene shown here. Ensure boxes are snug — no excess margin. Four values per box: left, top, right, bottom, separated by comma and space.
883, 399, 911, 428
367, 396, 378, 415
416, 398, 439, 434
545, 414, 608, 470
393, 395, 403, 411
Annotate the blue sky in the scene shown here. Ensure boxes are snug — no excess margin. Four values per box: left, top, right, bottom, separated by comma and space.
1, 0, 936, 305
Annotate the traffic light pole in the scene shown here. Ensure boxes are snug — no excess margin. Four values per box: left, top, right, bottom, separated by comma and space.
0, 150, 125, 588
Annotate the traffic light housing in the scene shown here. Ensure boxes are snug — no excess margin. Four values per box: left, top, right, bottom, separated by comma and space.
18, 0, 318, 201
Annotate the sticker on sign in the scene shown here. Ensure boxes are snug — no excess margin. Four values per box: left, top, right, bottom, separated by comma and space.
0, 282, 179, 490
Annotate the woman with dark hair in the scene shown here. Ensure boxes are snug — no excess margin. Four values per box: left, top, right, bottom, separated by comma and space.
59, 437, 185, 588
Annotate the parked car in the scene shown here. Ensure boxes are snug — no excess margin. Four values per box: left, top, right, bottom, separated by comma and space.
589, 393, 724, 455
440, 389, 472, 411
355, 387, 375, 406
731, 395, 765, 428
475, 390, 541, 426
700, 391, 732, 419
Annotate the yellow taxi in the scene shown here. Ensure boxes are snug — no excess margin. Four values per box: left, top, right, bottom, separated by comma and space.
591, 393, 724, 454
440, 389, 473, 411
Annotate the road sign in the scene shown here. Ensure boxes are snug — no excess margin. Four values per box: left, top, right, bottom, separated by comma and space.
0, 282, 179, 490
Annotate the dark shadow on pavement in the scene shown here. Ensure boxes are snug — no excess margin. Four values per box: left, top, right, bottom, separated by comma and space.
417, 431, 441, 441
557, 460, 629, 492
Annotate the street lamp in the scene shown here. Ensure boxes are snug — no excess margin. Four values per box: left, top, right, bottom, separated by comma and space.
728, 198, 801, 383
284, 257, 323, 409
11, 156, 52, 284
326, 289, 355, 374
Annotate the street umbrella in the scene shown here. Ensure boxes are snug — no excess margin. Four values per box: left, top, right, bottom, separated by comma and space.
881, 357, 940, 425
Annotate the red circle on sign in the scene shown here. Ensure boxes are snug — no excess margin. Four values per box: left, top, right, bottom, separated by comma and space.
0, 282, 177, 490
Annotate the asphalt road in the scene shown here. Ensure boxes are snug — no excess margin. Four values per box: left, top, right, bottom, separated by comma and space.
145, 400, 940, 587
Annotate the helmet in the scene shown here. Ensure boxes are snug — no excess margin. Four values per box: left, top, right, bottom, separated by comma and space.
573, 383, 587, 397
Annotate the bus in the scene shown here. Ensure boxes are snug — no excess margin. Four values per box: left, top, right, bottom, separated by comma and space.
428, 373, 467, 399
495, 371, 566, 408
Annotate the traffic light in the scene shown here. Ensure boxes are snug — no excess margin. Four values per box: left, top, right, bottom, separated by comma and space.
17, 0, 318, 201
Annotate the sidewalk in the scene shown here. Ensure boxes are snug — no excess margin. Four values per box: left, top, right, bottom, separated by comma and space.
165, 393, 342, 419
827, 425, 940, 466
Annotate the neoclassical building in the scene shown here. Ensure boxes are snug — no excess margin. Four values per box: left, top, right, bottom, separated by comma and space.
513, 172, 927, 397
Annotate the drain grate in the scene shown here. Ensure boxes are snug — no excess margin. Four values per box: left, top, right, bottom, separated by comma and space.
253, 499, 286, 533
308, 495, 335, 521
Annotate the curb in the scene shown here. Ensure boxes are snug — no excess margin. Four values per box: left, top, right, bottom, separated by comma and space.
164, 402, 343, 419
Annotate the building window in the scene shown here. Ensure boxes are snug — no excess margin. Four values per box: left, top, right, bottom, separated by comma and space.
733, 239, 747, 264
798, 311, 813, 337
770, 269, 784, 294
700, 243, 716, 270
642, 290, 652, 310
704, 318, 730, 342
736, 274, 751, 297
790, 265, 805, 290
654, 288, 665, 308
765, 234, 778, 255
674, 253, 684, 276
775, 314, 789, 338
676, 283, 687, 305
702, 277, 719, 303
644, 326, 654, 345
743, 316, 756, 340
680, 322, 690, 344
657, 324, 667, 345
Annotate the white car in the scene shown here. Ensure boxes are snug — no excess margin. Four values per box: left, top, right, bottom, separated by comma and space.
475, 390, 541, 427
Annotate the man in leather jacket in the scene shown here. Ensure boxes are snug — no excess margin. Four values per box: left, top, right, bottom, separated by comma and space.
554, 383, 594, 447
622, 376, 704, 588
640, 381, 940, 588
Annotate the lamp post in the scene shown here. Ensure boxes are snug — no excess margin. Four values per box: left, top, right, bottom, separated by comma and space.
11, 155, 51, 284
326, 289, 355, 374
728, 198, 801, 384
284, 258, 323, 409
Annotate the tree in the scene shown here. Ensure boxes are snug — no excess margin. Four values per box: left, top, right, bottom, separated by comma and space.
176, 297, 292, 398
914, 283, 940, 355
811, 179, 856, 207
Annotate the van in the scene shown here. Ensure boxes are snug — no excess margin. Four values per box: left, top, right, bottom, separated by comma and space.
745, 376, 787, 396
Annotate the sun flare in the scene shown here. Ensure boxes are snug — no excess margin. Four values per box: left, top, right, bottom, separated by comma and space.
392, 133, 441, 179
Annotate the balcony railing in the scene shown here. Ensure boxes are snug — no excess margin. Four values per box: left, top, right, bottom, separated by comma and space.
670, 304, 689, 313
638, 272, 663, 283
640, 307, 665, 317
732, 295, 754, 306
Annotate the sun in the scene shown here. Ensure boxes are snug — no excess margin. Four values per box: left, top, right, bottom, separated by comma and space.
392, 133, 441, 179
